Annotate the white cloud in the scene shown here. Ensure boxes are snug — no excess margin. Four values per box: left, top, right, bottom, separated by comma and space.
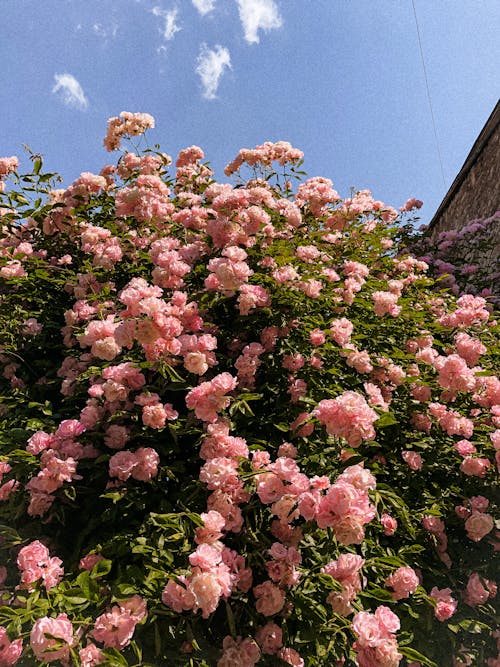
92, 21, 118, 39
236, 0, 282, 44
52, 73, 88, 110
93, 22, 107, 37
152, 6, 181, 41
192, 0, 216, 15
195, 44, 231, 99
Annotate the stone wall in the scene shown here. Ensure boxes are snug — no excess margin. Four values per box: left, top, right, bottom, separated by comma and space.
427, 101, 499, 241
423, 101, 500, 302
415, 212, 500, 304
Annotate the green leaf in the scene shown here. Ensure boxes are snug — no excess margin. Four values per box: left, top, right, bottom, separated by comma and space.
101, 648, 130, 666
90, 558, 113, 578
399, 646, 437, 666
375, 411, 399, 427
225, 601, 236, 638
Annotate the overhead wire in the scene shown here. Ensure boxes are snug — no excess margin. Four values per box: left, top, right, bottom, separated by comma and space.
411, 0, 447, 190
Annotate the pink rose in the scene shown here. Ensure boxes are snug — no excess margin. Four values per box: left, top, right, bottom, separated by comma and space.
109, 450, 137, 481
402, 450, 423, 471
277, 647, 305, 667
189, 571, 224, 618
430, 587, 457, 621
375, 605, 400, 634
255, 622, 283, 655
463, 573, 496, 607
253, 580, 286, 616
0, 627, 23, 666
17, 541, 49, 571
465, 512, 494, 542
79, 643, 105, 666
460, 457, 491, 477
381, 513, 397, 536
30, 614, 73, 662
385, 567, 419, 600
91, 605, 137, 648
79, 554, 104, 571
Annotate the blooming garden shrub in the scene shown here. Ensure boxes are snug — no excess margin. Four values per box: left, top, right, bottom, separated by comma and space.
403, 211, 500, 306
0, 113, 498, 666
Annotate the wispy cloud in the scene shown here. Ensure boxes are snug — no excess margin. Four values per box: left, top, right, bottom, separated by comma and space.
236, 0, 282, 44
92, 21, 119, 40
52, 73, 88, 110
195, 44, 231, 99
192, 0, 216, 15
152, 6, 181, 41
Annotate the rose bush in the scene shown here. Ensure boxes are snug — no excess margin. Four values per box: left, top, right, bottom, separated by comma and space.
0, 113, 498, 666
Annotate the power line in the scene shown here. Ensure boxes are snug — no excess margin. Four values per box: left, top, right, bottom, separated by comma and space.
411, 0, 447, 190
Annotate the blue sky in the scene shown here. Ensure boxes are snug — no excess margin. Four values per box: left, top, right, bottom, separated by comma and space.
1, 0, 499, 225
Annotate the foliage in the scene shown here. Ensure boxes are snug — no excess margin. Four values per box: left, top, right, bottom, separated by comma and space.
0, 115, 498, 667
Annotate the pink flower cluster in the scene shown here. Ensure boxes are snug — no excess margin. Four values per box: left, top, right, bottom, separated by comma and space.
296, 177, 340, 216
429, 402, 474, 438
115, 175, 174, 223
217, 635, 260, 667
186, 372, 237, 423
104, 112, 155, 151
91, 596, 147, 649
200, 420, 251, 532
23, 418, 98, 513
381, 512, 398, 535
237, 283, 271, 315
149, 237, 193, 290
265, 542, 302, 589
0, 156, 19, 194
117, 151, 170, 179
205, 246, 253, 296
401, 450, 423, 471
162, 541, 251, 619
314, 466, 376, 543
0, 156, 19, 178
400, 197, 423, 212
255, 456, 376, 545
429, 587, 457, 621
352, 606, 402, 667
0, 461, 17, 501
385, 566, 419, 600
455, 332, 487, 366
253, 580, 286, 616
80, 224, 123, 270
255, 622, 283, 655
30, 614, 73, 663
164, 417, 253, 620
463, 572, 497, 607
313, 391, 378, 447
434, 353, 477, 393
109, 447, 160, 481
0, 626, 22, 666
17, 540, 64, 592
330, 317, 354, 346
138, 392, 178, 428
372, 290, 401, 317
224, 141, 303, 176
438, 294, 490, 328
322, 553, 365, 615
235, 342, 264, 388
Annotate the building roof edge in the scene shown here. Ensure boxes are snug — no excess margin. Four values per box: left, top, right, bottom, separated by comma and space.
427, 99, 500, 231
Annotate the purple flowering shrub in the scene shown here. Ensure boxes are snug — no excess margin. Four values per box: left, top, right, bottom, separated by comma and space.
404, 211, 500, 306
0, 114, 498, 666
